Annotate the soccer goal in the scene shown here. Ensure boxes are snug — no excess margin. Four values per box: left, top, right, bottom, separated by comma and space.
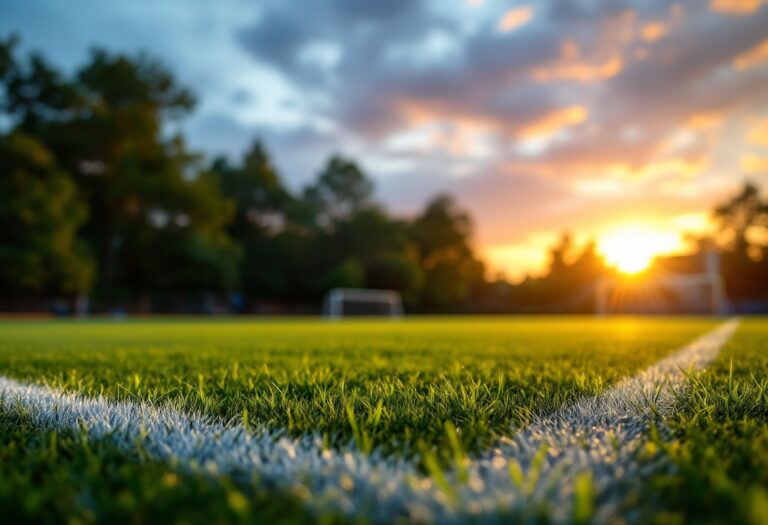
322, 288, 404, 318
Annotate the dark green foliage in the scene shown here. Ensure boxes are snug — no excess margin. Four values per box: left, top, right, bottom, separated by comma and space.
0, 37, 240, 302
0, 132, 94, 294
365, 253, 423, 299
305, 155, 374, 224
410, 195, 485, 311
208, 145, 480, 308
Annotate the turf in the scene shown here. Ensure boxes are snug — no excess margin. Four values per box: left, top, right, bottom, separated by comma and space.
3, 316, 762, 524
0, 317, 717, 461
0, 410, 326, 525
633, 318, 768, 525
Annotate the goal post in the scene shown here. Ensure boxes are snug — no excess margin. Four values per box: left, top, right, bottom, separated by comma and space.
322, 288, 404, 319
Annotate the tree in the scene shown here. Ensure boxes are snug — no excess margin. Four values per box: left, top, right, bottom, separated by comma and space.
547, 233, 572, 277
319, 258, 365, 291
365, 253, 423, 297
302, 155, 374, 226
323, 207, 422, 299
0, 132, 94, 295
214, 140, 290, 237
211, 140, 296, 299
713, 182, 768, 304
0, 37, 81, 133
714, 181, 768, 257
410, 195, 484, 310
0, 42, 239, 298
0, 36, 18, 82
2, 35, 527, 313
132, 166, 241, 293
66, 50, 204, 291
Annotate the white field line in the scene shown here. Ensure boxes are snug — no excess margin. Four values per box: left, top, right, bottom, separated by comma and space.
0, 319, 738, 523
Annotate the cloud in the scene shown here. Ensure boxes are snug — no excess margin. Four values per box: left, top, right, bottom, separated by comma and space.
732, 39, 768, 69
229, 1, 768, 260
7, 0, 768, 276
531, 56, 622, 83
497, 6, 534, 33
641, 21, 667, 41
184, 0, 768, 277
603, 157, 711, 182
747, 119, 768, 145
710, 0, 766, 15
742, 154, 768, 172
518, 106, 588, 139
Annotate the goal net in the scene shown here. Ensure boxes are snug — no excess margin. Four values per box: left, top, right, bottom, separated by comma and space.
322, 288, 404, 318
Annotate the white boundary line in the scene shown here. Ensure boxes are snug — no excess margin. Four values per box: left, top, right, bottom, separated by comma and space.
0, 319, 738, 523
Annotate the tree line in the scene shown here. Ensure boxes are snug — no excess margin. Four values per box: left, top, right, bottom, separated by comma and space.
2, 35, 767, 314
0, 36, 486, 313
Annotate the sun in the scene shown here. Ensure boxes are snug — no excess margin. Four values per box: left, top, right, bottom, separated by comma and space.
598, 226, 680, 275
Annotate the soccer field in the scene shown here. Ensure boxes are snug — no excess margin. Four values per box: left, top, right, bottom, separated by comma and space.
0, 317, 766, 524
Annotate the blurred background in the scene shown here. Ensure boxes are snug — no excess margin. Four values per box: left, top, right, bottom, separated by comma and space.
1, 0, 767, 315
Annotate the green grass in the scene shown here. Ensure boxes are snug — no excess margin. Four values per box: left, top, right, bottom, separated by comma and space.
0, 410, 326, 525
0, 317, 717, 461
4, 315, 764, 524
633, 318, 768, 525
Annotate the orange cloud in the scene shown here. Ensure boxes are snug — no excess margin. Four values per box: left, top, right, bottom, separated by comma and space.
603, 157, 709, 181
432, 127, 493, 159
710, 0, 766, 14
396, 102, 436, 126
518, 106, 588, 139
395, 101, 495, 131
641, 22, 667, 42
531, 57, 622, 83
498, 6, 534, 33
747, 119, 768, 146
670, 4, 686, 18
732, 39, 768, 70
388, 102, 497, 159
561, 39, 580, 59
742, 154, 768, 172
686, 112, 723, 130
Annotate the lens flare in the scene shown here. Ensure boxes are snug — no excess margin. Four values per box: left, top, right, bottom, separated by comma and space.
598, 226, 681, 274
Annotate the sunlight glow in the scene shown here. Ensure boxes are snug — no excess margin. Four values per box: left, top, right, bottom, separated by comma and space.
598, 226, 681, 274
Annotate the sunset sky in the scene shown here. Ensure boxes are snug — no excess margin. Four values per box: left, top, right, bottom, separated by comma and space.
3, 0, 768, 280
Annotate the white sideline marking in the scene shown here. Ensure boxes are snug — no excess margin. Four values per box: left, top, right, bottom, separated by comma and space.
0, 320, 738, 523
